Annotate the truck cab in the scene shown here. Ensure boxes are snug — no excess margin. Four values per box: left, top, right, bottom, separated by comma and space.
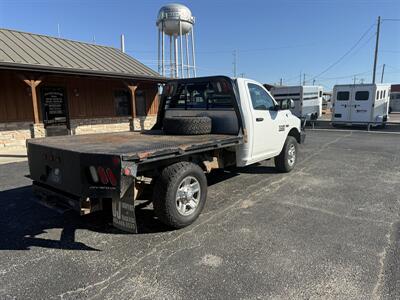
235, 78, 302, 166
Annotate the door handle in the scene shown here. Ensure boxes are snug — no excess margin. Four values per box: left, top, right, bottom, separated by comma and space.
256, 118, 264, 122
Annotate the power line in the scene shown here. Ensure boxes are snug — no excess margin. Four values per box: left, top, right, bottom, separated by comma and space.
312, 23, 375, 80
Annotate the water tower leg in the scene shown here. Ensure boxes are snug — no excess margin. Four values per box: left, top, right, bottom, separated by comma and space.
174, 36, 179, 78
158, 29, 161, 74
170, 36, 173, 78
179, 20, 184, 78
191, 29, 197, 77
161, 26, 165, 76
185, 34, 190, 78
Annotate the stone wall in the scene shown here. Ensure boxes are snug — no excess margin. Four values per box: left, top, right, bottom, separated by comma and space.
131, 116, 158, 131
0, 122, 32, 149
0, 116, 158, 151
70, 117, 131, 135
70, 116, 157, 135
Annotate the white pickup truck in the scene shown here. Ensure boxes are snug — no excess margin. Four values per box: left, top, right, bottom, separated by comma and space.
27, 76, 305, 233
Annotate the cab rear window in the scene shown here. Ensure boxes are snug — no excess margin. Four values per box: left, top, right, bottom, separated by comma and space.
164, 79, 234, 109
337, 91, 349, 101
355, 91, 369, 101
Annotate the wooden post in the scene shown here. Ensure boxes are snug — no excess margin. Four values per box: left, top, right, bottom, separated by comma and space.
23, 79, 42, 123
126, 84, 138, 118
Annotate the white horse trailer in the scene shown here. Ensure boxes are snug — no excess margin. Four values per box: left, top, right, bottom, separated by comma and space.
389, 92, 400, 113
271, 85, 323, 120
332, 84, 390, 125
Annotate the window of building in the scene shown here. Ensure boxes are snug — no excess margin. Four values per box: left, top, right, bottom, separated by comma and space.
355, 91, 369, 101
114, 90, 131, 116
135, 90, 147, 116
248, 83, 275, 110
377, 91, 380, 99
337, 91, 350, 101
383, 90, 386, 98
380, 90, 383, 99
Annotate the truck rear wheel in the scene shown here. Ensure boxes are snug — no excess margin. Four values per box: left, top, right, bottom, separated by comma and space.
274, 136, 298, 173
153, 162, 207, 228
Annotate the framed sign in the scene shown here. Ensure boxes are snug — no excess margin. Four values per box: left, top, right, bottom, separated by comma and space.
41, 87, 68, 127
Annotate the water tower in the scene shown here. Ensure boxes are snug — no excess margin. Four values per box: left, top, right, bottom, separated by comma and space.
157, 3, 196, 78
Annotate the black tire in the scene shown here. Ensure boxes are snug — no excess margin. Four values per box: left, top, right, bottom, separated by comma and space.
153, 162, 207, 228
163, 116, 212, 135
274, 136, 298, 173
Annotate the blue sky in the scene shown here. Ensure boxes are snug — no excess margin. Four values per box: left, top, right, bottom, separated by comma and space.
0, 0, 399, 88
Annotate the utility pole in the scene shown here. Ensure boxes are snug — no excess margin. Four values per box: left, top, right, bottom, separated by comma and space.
233, 50, 237, 78
353, 76, 356, 84
380, 64, 385, 83
299, 72, 302, 85
312, 79, 316, 85
57, 23, 61, 38
303, 73, 306, 85
280, 78, 283, 86
372, 16, 381, 84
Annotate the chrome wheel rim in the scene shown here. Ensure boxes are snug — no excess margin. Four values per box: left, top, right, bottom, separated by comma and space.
287, 144, 296, 167
176, 176, 201, 216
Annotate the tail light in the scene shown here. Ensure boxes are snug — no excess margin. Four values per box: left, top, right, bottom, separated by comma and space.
97, 167, 109, 185
88, 164, 119, 186
106, 168, 117, 186
89, 166, 99, 183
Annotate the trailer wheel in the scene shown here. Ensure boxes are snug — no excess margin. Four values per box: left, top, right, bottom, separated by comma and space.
153, 162, 207, 228
274, 136, 298, 173
163, 116, 212, 135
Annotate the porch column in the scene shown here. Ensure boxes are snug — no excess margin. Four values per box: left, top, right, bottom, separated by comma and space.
126, 84, 138, 131
23, 79, 45, 137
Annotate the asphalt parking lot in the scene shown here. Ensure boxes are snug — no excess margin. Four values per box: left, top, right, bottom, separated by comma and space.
1, 130, 399, 299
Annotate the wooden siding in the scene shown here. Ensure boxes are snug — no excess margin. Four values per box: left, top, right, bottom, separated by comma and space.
0, 70, 160, 123
41, 76, 159, 118
0, 71, 34, 122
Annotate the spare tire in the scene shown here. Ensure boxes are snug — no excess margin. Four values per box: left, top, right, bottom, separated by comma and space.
163, 116, 212, 135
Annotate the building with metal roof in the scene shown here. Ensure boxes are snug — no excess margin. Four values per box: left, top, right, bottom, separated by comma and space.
0, 28, 160, 79
0, 28, 163, 150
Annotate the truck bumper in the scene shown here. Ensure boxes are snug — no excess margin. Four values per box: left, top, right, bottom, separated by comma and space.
300, 131, 306, 144
32, 181, 138, 233
33, 182, 82, 214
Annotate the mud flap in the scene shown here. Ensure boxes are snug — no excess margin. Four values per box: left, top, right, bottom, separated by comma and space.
112, 179, 137, 233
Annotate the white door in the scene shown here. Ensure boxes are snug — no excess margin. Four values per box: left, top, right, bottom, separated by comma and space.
333, 89, 351, 122
350, 88, 372, 123
247, 82, 286, 160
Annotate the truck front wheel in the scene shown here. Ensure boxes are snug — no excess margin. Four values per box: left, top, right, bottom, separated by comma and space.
153, 162, 207, 228
274, 136, 298, 173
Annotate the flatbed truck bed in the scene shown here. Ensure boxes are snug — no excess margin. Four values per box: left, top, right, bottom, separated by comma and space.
28, 131, 242, 162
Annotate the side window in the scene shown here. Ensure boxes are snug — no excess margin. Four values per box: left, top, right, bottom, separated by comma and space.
114, 90, 131, 116
377, 91, 380, 100
319, 91, 323, 97
337, 91, 349, 101
248, 83, 275, 110
135, 90, 146, 116
355, 91, 369, 101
